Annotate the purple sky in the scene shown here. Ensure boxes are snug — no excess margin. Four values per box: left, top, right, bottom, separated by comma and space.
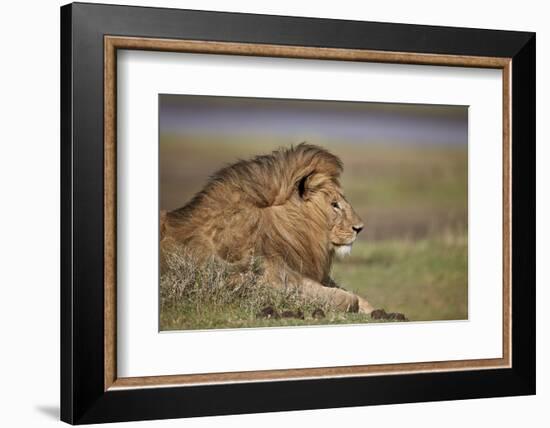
159, 94, 468, 146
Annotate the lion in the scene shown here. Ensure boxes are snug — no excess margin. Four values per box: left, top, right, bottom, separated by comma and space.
160, 143, 376, 314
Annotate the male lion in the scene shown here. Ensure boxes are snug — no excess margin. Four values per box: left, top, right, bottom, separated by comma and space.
161, 143, 375, 314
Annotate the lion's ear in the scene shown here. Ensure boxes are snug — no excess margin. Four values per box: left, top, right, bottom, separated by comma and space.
297, 172, 314, 200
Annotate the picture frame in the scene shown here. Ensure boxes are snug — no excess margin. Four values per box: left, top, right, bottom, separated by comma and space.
60, 2, 535, 424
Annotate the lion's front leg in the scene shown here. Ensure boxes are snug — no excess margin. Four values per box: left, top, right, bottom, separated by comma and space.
300, 278, 360, 312
323, 276, 375, 314
264, 262, 362, 313
357, 296, 375, 314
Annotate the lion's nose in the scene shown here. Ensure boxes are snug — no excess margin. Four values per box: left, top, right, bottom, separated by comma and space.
352, 224, 364, 234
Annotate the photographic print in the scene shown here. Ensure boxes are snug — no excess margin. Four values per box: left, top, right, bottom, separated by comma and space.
159, 94, 468, 331
62, 7, 534, 422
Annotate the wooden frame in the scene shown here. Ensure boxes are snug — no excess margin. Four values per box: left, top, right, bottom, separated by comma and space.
104, 35, 513, 390
62, 2, 535, 424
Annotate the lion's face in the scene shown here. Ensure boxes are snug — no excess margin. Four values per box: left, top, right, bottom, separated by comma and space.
322, 188, 364, 258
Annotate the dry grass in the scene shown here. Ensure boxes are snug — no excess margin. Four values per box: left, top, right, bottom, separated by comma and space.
160, 245, 378, 331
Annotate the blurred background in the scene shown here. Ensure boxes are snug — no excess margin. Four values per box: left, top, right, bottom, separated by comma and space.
160, 94, 468, 321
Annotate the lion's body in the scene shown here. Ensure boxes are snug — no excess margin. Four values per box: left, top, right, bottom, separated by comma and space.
161, 144, 373, 313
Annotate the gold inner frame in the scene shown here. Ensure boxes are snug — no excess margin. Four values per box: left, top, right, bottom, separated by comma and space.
104, 35, 512, 391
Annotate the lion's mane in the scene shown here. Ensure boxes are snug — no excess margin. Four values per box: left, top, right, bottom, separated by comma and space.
161, 143, 344, 283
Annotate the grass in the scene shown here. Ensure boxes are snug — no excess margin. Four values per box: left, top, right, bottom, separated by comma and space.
160, 245, 384, 331
332, 235, 468, 322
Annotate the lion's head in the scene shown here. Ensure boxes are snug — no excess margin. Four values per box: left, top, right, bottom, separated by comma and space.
163, 143, 364, 283
328, 192, 364, 258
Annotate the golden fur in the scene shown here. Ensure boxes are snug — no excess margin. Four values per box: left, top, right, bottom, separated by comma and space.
161, 143, 373, 313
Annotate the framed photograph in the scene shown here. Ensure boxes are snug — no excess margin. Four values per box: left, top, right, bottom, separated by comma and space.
61, 2, 535, 424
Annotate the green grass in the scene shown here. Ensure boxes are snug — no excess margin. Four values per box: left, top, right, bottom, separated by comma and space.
160, 305, 384, 331
332, 236, 468, 322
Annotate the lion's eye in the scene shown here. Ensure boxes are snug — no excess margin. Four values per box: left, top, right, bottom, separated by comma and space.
332, 202, 341, 210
